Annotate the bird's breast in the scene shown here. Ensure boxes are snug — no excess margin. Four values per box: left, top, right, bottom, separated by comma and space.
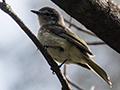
37, 28, 72, 62
38, 28, 70, 48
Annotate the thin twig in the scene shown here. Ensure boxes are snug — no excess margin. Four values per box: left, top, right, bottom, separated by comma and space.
68, 17, 72, 28
87, 41, 105, 45
0, 2, 72, 90
66, 77, 83, 90
64, 19, 96, 37
63, 65, 67, 76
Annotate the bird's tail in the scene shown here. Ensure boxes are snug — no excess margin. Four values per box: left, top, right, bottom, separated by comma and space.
86, 58, 112, 87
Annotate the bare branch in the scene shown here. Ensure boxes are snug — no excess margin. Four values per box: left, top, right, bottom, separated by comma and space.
66, 77, 83, 90
0, 2, 72, 90
87, 41, 105, 45
68, 17, 72, 28
64, 19, 96, 37
63, 65, 67, 76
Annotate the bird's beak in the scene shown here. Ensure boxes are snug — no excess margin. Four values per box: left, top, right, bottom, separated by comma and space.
31, 10, 40, 14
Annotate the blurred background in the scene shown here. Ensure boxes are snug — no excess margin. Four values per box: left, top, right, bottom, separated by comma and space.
0, 0, 120, 90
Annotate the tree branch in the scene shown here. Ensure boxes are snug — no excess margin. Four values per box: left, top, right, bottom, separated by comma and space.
51, 0, 120, 54
64, 19, 96, 37
87, 41, 105, 45
66, 77, 83, 90
0, 1, 72, 90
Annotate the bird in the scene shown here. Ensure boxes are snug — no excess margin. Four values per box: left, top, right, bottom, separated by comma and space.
31, 7, 112, 86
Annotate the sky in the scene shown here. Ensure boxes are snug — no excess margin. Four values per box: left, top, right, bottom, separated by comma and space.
0, 0, 120, 90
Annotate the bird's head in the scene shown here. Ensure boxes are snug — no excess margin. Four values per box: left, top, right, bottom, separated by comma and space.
31, 7, 64, 26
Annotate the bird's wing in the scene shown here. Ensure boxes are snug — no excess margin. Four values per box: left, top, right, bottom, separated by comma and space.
43, 24, 94, 56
